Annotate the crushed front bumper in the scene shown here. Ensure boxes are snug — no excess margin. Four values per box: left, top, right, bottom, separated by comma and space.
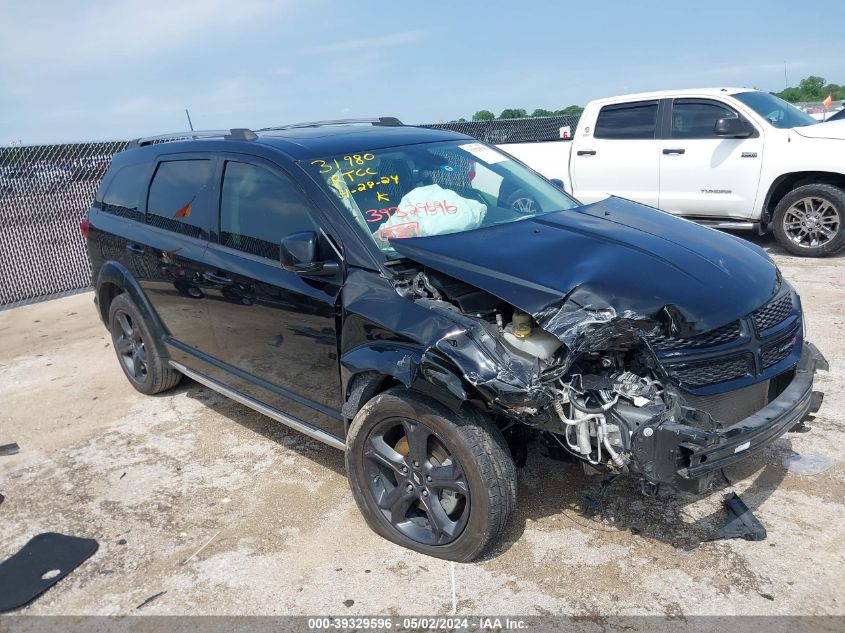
632, 341, 827, 493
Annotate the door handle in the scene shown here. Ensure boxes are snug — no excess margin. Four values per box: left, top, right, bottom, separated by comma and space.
203, 271, 233, 285
577, 150, 597, 156
662, 148, 686, 155
126, 243, 145, 254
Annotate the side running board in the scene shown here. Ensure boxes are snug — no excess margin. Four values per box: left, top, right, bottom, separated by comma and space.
168, 361, 346, 450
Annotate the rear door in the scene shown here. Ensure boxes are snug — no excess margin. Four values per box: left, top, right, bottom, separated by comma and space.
202, 156, 345, 437
570, 100, 661, 207
658, 98, 763, 218
134, 155, 218, 356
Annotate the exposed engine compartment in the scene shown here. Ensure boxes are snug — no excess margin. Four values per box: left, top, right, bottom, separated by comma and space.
391, 266, 679, 475
386, 263, 814, 491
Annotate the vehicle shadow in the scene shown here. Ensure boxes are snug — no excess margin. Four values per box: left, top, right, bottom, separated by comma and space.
725, 229, 845, 259
486, 435, 794, 559
161, 378, 347, 477
160, 378, 794, 559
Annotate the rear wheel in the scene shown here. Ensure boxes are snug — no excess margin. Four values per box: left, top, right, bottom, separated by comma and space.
346, 388, 516, 561
772, 184, 845, 256
108, 293, 181, 395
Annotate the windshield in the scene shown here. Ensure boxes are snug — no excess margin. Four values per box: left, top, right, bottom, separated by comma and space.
303, 139, 578, 259
733, 91, 818, 129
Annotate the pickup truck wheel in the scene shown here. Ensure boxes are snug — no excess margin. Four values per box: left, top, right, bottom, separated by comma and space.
108, 294, 182, 395
346, 388, 516, 561
773, 184, 845, 257
505, 189, 541, 214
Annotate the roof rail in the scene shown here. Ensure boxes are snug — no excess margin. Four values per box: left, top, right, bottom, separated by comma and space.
257, 117, 403, 132
127, 128, 257, 149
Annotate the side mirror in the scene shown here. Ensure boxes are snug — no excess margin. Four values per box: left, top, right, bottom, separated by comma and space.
280, 231, 338, 276
714, 117, 754, 138
550, 178, 565, 191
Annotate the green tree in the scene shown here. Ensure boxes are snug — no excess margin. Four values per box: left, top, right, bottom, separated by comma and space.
499, 108, 527, 119
557, 105, 584, 117
472, 110, 495, 121
798, 76, 826, 99
531, 108, 555, 117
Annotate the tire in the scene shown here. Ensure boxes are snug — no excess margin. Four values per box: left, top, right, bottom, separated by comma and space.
108, 293, 181, 395
505, 188, 541, 214
772, 184, 845, 257
346, 388, 516, 561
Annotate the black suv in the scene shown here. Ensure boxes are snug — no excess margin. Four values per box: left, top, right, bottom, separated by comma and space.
85, 119, 827, 561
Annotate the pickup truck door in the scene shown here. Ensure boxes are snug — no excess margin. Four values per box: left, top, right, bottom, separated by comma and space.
570, 100, 661, 207
659, 98, 763, 219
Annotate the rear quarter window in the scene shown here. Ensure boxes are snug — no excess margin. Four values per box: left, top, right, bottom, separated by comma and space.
97, 163, 149, 222
146, 159, 213, 239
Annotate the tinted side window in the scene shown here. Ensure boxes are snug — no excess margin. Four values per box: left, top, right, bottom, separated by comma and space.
594, 101, 659, 139
100, 163, 148, 222
146, 159, 213, 239
220, 161, 318, 260
671, 100, 738, 139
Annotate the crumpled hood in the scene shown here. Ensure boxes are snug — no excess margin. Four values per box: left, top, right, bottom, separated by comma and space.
792, 120, 845, 140
390, 197, 779, 335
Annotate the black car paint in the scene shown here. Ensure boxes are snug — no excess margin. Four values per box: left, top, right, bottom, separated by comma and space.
87, 124, 823, 492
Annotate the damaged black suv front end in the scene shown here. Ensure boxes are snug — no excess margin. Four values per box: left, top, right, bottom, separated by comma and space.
306, 138, 827, 496
378, 201, 828, 495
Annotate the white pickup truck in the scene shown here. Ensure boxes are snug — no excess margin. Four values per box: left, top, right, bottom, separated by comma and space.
501, 88, 845, 256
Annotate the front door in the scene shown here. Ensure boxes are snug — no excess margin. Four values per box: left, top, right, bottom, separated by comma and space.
570, 99, 662, 207
658, 98, 763, 218
202, 157, 345, 437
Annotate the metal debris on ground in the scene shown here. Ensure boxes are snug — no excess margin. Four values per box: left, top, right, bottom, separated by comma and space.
582, 476, 619, 517
182, 530, 221, 565
0, 443, 20, 456
783, 453, 834, 476
0, 532, 99, 612
707, 492, 767, 542
136, 591, 166, 610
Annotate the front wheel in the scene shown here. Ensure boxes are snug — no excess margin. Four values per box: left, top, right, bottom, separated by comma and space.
346, 388, 516, 561
772, 184, 845, 257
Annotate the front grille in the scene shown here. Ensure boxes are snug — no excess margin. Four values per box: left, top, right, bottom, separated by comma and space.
669, 354, 751, 388
646, 320, 741, 351
761, 338, 794, 368
680, 379, 770, 425
753, 294, 793, 332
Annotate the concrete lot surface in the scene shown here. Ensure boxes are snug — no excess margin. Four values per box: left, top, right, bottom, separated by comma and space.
1, 234, 844, 617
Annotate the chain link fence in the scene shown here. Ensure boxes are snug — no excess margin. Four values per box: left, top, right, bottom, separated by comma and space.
423, 114, 579, 144
0, 141, 127, 307
0, 116, 578, 308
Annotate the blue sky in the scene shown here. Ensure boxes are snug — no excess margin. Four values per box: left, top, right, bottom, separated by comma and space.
1, 0, 843, 145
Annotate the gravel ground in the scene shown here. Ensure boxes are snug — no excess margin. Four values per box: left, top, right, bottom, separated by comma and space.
1, 232, 843, 618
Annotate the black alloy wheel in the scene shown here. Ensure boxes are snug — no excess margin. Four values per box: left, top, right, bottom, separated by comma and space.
114, 309, 148, 384
108, 293, 182, 395
363, 417, 470, 546
346, 388, 516, 561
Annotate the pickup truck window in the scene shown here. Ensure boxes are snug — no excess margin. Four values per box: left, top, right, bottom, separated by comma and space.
733, 91, 817, 129
594, 101, 658, 140
671, 99, 739, 139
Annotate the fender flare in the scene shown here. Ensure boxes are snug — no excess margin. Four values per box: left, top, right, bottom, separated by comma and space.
340, 343, 474, 424
95, 261, 170, 356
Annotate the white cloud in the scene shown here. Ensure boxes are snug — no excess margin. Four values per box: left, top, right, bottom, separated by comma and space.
0, 0, 288, 71
307, 30, 427, 54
